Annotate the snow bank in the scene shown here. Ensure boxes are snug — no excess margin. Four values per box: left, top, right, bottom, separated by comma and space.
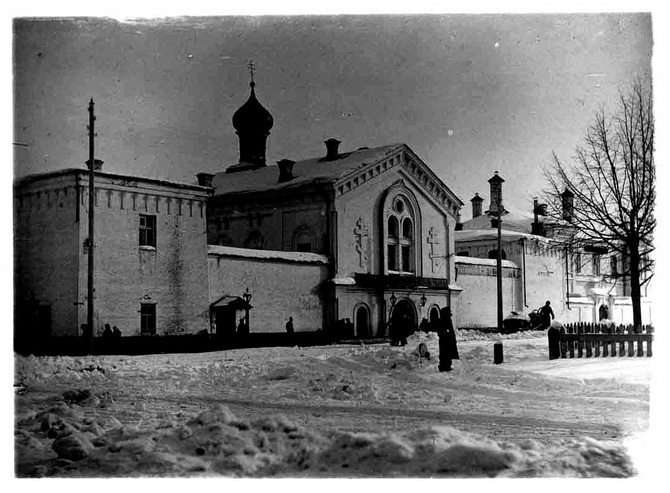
16, 399, 635, 478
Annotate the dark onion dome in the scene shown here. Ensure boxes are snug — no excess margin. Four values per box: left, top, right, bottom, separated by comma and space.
232, 82, 273, 133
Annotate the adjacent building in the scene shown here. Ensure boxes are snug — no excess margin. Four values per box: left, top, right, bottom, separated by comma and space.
14, 169, 211, 337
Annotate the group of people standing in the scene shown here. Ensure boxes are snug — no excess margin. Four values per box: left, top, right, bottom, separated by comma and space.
389, 306, 460, 372
80, 323, 121, 338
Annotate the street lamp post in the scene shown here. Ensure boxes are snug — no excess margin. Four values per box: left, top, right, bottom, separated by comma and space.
242, 288, 252, 331
489, 171, 505, 333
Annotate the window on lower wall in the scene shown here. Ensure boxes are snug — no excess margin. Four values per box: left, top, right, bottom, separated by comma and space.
140, 303, 156, 335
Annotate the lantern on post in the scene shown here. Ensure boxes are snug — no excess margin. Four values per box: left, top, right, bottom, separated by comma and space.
242, 288, 252, 329
420, 292, 428, 307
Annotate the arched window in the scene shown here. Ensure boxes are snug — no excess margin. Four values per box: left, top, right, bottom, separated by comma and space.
387, 216, 399, 237
386, 195, 416, 274
293, 224, 315, 252
402, 218, 413, 239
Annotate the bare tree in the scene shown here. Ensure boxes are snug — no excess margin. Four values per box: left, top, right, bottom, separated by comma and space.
543, 80, 654, 329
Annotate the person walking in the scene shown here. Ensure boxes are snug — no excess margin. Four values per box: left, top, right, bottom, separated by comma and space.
285, 317, 294, 335
438, 307, 460, 372
538, 300, 555, 329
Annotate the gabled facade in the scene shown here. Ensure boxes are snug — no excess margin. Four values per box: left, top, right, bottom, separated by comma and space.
206, 138, 464, 337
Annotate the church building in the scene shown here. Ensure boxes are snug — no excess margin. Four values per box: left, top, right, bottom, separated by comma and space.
204, 78, 464, 338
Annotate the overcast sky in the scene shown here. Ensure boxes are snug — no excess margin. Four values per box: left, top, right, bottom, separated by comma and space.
13, 13, 652, 217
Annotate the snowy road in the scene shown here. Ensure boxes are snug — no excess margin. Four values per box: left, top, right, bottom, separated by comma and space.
14, 331, 650, 477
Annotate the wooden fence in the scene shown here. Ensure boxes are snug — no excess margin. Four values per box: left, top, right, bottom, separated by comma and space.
556, 323, 653, 359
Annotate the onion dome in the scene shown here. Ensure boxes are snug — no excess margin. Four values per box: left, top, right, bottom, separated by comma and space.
232, 82, 273, 133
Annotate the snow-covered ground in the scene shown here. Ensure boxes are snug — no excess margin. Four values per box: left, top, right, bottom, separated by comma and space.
14, 330, 650, 477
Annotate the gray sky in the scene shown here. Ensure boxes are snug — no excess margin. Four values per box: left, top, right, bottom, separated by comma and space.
13, 14, 652, 217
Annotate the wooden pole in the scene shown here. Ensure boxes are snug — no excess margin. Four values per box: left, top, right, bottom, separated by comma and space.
87, 99, 95, 353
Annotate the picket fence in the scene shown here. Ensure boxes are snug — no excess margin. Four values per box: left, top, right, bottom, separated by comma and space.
557, 323, 653, 358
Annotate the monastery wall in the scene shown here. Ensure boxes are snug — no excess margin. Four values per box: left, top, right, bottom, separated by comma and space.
453, 257, 521, 328
208, 246, 329, 333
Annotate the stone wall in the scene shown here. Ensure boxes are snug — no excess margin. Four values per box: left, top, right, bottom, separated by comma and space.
208, 246, 329, 333
453, 257, 520, 328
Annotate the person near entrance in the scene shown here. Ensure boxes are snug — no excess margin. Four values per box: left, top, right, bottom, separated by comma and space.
538, 300, 555, 329
438, 307, 459, 372
599, 304, 609, 321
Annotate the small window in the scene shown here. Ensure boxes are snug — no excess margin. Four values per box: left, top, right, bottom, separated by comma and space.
387, 216, 399, 237
387, 244, 398, 271
593, 254, 601, 276
574, 252, 582, 274
402, 218, 413, 239
610, 256, 618, 275
488, 249, 507, 260
401, 245, 413, 272
140, 303, 156, 335
139, 214, 156, 247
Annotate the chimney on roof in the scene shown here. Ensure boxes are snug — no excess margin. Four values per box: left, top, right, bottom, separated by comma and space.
560, 188, 575, 222
471, 193, 484, 218
277, 159, 296, 183
455, 210, 463, 231
324, 138, 341, 161
196, 172, 214, 187
85, 159, 104, 171
488, 171, 504, 216
531, 197, 546, 236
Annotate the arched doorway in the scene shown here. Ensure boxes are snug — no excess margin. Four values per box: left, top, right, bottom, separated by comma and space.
355, 305, 370, 338
390, 299, 417, 345
429, 305, 440, 332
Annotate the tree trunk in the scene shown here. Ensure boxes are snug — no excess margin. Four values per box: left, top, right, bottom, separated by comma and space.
628, 240, 643, 329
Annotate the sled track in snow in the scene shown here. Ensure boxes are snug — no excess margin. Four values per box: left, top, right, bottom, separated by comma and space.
149, 394, 623, 442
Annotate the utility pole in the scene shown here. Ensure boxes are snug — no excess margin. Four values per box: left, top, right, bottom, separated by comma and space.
86, 99, 96, 353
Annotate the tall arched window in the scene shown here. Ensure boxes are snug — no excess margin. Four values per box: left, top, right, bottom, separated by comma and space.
386, 195, 416, 274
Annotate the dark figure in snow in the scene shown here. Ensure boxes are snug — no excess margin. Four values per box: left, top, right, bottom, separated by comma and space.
599, 304, 609, 321
345, 318, 354, 338
102, 323, 113, 338
538, 301, 555, 329
237, 318, 249, 335
438, 307, 460, 372
286, 317, 294, 335
81, 323, 91, 339
112, 326, 122, 338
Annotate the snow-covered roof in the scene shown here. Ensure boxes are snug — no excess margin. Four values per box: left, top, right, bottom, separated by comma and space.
207, 245, 329, 264
455, 229, 540, 243
460, 206, 535, 233
212, 143, 403, 196
331, 277, 356, 285
454, 255, 518, 268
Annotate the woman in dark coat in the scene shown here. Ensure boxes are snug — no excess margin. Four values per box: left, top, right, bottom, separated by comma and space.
438, 307, 460, 372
